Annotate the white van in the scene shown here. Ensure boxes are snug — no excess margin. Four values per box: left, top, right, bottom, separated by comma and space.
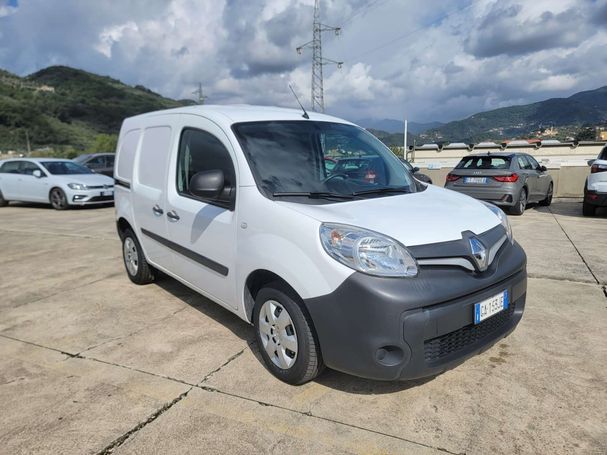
114, 105, 527, 384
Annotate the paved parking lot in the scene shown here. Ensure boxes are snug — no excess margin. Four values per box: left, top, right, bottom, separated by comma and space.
1, 200, 606, 454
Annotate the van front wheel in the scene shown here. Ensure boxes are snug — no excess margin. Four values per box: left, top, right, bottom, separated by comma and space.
253, 283, 324, 385
122, 229, 155, 284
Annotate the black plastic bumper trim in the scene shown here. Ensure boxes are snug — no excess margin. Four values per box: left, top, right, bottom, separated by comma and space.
304, 240, 527, 381
140, 228, 229, 276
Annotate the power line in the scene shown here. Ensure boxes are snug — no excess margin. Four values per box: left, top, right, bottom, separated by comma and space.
341, 0, 388, 26
345, 1, 477, 61
296, 0, 343, 113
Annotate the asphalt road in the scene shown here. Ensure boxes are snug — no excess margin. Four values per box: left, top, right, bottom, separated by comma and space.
0, 199, 606, 454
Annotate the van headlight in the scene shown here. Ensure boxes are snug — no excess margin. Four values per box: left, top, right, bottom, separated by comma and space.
68, 183, 88, 190
320, 223, 418, 277
481, 202, 513, 243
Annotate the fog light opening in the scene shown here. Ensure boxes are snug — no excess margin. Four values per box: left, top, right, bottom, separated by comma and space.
375, 345, 404, 366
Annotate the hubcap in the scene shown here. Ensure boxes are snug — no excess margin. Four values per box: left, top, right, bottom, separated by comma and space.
258, 300, 298, 369
123, 237, 139, 276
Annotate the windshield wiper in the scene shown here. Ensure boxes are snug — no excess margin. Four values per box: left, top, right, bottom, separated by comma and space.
352, 186, 412, 196
273, 191, 356, 200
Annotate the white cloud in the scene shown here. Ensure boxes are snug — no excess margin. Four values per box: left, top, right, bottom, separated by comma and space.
0, 0, 605, 123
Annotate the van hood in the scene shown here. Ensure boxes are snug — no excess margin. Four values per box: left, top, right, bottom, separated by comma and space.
278, 185, 501, 247
51, 173, 114, 186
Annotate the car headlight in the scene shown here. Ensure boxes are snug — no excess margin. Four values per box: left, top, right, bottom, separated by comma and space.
319, 223, 418, 277
68, 183, 88, 190
481, 201, 513, 243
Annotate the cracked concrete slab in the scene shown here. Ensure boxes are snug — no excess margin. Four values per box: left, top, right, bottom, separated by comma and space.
203, 279, 607, 454
1, 201, 607, 454
509, 205, 597, 283
0, 337, 189, 455
545, 200, 607, 284
0, 274, 190, 354
85, 293, 254, 384
113, 387, 443, 455
0, 231, 121, 308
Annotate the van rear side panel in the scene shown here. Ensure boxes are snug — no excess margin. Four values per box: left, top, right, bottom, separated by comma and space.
115, 127, 142, 184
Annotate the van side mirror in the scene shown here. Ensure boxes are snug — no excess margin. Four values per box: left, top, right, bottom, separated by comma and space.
33, 170, 43, 178
189, 170, 225, 199
588, 159, 595, 166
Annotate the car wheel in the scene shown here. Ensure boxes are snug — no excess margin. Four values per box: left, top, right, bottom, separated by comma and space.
0, 190, 8, 207
510, 188, 527, 216
539, 183, 553, 206
122, 228, 156, 284
582, 202, 596, 217
253, 282, 324, 385
50, 188, 68, 210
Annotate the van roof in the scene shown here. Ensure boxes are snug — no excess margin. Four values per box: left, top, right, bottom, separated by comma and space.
125, 104, 354, 126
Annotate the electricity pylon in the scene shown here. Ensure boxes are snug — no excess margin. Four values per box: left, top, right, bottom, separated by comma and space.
296, 0, 342, 113
193, 82, 206, 105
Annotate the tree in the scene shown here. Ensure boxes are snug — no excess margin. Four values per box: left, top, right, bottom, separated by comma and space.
575, 126, 595, 142
91, 134, 118, 153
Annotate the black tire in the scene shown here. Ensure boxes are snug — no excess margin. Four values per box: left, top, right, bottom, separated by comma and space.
253, 282, 324, 385
539, 183, 553, 206
121, 228, 156, 284
0, 190, 8, 207
582, 202, 596, 217
510, 188, 527, 216
49, 187, 68, 210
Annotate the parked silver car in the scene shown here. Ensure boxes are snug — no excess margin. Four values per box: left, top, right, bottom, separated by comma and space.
445, 153, 553, 215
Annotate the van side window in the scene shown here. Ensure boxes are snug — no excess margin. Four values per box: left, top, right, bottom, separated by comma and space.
177, 128, 236, 208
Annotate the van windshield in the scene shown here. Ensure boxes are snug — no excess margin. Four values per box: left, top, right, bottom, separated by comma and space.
232, 121, 418, 203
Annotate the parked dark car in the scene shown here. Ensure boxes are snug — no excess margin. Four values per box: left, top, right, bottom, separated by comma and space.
445, 152, 553, 215
399, 158, 433, 184
73, 153, 115, 177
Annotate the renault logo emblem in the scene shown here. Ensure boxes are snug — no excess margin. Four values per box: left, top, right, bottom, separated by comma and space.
469, 237, 489, 271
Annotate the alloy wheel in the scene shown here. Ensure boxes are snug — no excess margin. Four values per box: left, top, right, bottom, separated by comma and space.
258, 300, 298, 369
123, 237, 139, 276
50, 189, 66, 209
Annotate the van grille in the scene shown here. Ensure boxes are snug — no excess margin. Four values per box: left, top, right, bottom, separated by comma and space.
424, 304, 515, 363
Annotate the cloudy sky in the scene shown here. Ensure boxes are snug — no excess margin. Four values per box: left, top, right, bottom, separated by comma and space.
1, 0, 606, 123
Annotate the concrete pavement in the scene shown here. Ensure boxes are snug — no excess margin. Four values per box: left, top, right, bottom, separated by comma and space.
0, 200, 606, 454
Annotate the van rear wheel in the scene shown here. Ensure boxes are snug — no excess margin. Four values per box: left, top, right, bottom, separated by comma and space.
122, 229, 155, 284
253, 283, 324, 385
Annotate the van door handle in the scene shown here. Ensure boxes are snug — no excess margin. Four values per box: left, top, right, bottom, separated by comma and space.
152, 205, 164, 216
167, 210, 180, 222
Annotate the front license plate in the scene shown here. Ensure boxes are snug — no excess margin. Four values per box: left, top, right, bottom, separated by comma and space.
464, 177, 487, 184
474, 290, 509, 324
100, 191, 113, 197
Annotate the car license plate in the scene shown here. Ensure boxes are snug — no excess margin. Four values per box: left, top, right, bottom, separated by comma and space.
100, 191, 113, 197
464, 177, 487, 184
474, 290, 508, 324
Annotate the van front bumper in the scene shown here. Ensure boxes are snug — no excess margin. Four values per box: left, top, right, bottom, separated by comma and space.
304, 240, 527, 381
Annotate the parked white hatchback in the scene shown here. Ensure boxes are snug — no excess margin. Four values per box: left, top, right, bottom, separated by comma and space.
0, 158, 115, 209
114, 105, 527, 385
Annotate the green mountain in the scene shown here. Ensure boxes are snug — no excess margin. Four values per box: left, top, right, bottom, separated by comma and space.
0, 65, 193, 152
422, 86, 607, 143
